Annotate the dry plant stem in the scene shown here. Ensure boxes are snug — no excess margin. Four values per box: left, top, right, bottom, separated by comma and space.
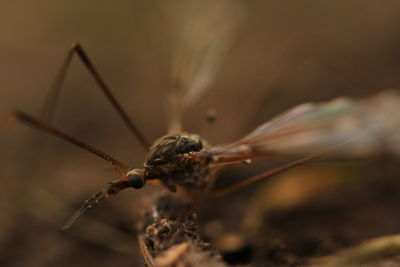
138, 235, 156, 267
311, 234, 400, 266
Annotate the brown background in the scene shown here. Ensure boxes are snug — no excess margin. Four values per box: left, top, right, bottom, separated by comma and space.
1, 1, 400, 266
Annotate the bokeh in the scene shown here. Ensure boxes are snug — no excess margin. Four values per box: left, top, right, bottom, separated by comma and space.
1, 1, 400, 266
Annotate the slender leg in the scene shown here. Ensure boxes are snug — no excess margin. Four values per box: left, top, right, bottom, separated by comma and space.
208, 132, 362, 198
39, 45, 74, 123
0, 111, 128, 171
41, 43, 150, 149
209, 159, 252, 169
209, 151, 329, 197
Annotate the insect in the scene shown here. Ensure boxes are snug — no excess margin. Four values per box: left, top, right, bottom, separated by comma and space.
2, 2, 400, 265
3, 47, 400, 229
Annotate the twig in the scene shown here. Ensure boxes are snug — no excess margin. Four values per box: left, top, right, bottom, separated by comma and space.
137, 194, 228, 267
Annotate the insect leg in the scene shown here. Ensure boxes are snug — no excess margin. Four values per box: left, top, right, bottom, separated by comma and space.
0, 111, 128, 170
209, 152, 327, 197
42, 43, 150, 149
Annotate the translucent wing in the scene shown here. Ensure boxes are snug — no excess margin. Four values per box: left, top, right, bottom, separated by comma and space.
211, 90, 400, 162
162, 0, 244, 133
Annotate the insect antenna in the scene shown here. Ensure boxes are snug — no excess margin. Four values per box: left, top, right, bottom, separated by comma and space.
62, 189, 108, 230
62, 179, 130, 230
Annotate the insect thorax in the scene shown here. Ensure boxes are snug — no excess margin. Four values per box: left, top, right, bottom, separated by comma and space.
143, 133, 211, 189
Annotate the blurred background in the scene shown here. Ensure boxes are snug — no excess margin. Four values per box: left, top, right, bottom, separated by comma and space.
1, 0, 400, 266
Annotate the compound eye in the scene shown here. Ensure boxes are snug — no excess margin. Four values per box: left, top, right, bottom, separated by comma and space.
128, 173, 145, 189
191, 141, 202, 151
177, 137, 189, 152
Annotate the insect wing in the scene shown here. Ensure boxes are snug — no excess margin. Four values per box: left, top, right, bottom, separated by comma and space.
162, 0, 244, 133
211, 90, 400, 162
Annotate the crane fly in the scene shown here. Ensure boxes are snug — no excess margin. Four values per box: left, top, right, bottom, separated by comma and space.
3, 76, 400, 230
2, 0, 400, 239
